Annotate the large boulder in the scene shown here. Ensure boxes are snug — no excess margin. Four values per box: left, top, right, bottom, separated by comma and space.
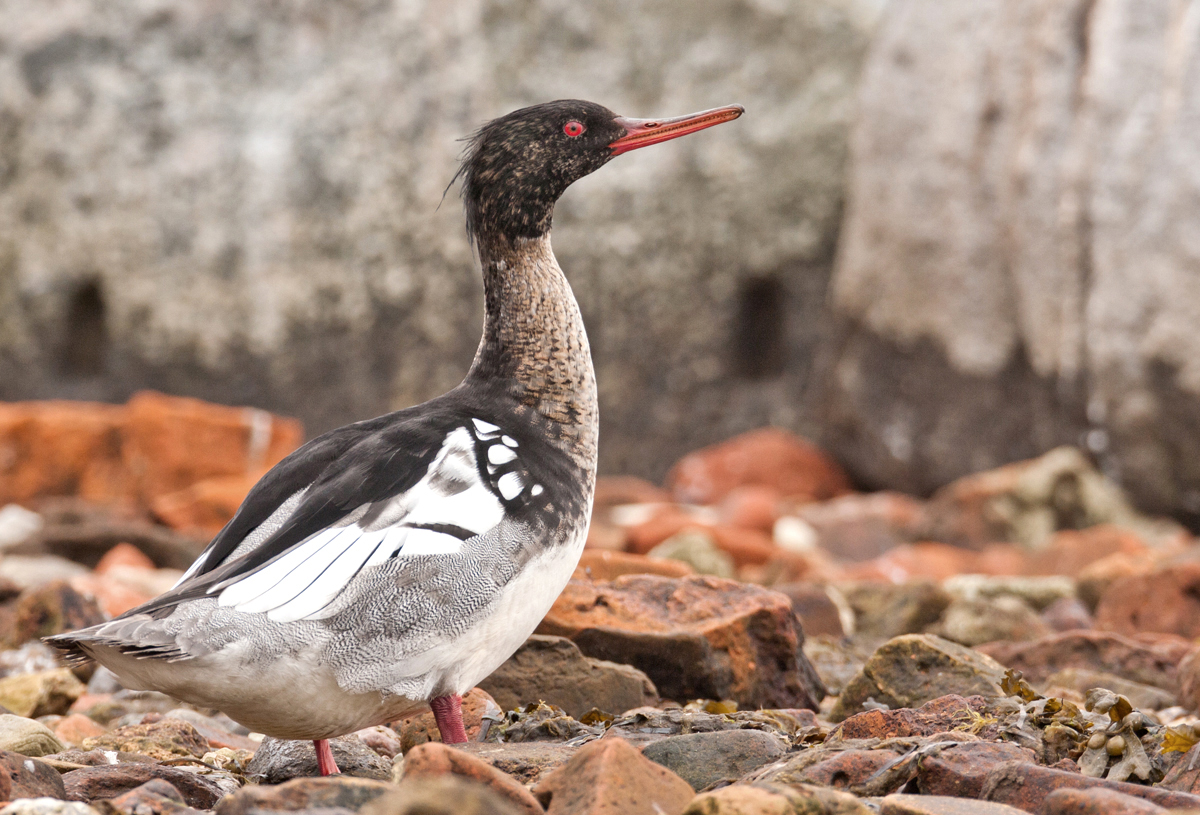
538, 575, 825, 710
817, 0, 1200, 525
0, 0, 873, 480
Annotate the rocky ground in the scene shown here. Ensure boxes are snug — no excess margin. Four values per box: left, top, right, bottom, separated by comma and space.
4, 394, 1200, 813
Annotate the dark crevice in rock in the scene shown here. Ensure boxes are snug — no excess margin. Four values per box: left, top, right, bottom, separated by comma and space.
59, 280, 108, 378
731, 275, 787, 380
1143, 358, 1200, 530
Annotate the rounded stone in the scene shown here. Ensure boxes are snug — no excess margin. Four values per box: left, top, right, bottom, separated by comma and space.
641, 729, 787, 791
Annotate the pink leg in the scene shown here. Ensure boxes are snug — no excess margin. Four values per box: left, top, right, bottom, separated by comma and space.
430, 694, 468, 744
314, 738, 340, 775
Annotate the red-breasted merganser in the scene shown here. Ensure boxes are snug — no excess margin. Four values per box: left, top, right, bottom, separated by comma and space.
48, 99, 744, 776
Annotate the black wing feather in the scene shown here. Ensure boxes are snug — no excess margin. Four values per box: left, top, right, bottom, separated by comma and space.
134, 400, 466, 616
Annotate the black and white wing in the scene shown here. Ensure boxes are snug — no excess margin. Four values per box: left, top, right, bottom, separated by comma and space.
134, 404, 554, 626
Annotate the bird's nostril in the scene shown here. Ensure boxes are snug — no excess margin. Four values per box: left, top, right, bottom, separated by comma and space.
644, 122, 660, 128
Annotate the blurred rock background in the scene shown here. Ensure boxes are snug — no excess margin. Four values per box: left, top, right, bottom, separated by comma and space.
821, 0, 1200, 528
0, 0, 871, 480
2, 0, 1200, 530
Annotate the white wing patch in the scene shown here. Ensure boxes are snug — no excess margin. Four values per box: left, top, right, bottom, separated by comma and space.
213, 427, 506, 623
497, 471, 524, 501
488, 445, 517, 466
469, 420, 544, 501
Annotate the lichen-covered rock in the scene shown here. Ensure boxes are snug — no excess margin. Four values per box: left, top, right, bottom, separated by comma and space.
605, 707, 815, 747
916, 449, 1166, 550
200, 747, 254, 775
0, 669, 85, 718
802, 637, 873, 698
82, 719, 209, 762
538, 575, 824, 710
0, 714, 66, 757
161, 709, 259, 752
40, 749, 155, 768
645, 531, 737, 579
484, 703, 603, 746
942, 574, 1077, 611
829, 634, 1007, 722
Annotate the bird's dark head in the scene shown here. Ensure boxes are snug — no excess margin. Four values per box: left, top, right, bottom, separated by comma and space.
453, 99, 743, 246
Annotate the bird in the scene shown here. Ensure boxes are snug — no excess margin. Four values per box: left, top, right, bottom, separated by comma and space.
47, 99, 744, 776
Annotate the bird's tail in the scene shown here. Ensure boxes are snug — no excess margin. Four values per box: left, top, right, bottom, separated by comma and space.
43, 632, 94, 666
45, 614, 188, 665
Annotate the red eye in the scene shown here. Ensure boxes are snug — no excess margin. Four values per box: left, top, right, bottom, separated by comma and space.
563, 121, 586, 137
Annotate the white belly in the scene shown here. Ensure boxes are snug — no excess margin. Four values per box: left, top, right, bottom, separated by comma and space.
86, 639, 425, 740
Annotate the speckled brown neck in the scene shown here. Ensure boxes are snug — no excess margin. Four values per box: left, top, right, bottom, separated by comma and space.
465, 234, 598, 466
